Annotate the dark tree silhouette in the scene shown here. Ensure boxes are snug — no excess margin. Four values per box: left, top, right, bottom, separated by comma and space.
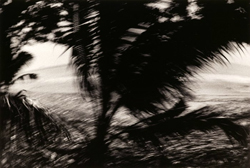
3, 0, 250, 167
65, 1, 249, 166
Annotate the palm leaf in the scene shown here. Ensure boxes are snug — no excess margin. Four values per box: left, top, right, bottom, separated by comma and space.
5, 51, 33, 84
69, 0, 161, 101
112, 0, 249, 114
133, 98, 187, 124
0, 91, 69, 148
11, 73, 38, 85
120, 106, 249, 147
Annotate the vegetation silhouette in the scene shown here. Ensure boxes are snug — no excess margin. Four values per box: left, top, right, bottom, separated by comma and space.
1, 0, 250, 167
0, 2, 68, 166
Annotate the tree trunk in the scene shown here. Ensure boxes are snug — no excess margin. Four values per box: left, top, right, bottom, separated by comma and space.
0, 105, 5, 167
71, 2, 109, 167
0, 10, 5, 165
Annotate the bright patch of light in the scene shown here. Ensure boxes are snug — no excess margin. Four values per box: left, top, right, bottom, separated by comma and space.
158, 17, 169, 23
22, 27, 32, 33
187, 0, 202, 19
60, 10, 68, 16
50, 3, 63, 8
57, 21, 72, 27
170, 15, 183, 22
147, 0, 171, 12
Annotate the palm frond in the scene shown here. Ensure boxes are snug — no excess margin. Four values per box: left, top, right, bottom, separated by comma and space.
11, 73, 38, 85
69, 1, 102, 100
0, 92, 69, 148
5, 51, 33, 84
112, 0, 249, 114
120, 106, 249, 147
134, 98, 187, 124
68, 0, 160, 101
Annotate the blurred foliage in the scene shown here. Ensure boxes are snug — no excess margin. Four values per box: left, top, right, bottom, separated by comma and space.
0, 2, 69, 167
1, 0, 250, 167
3, 92, 249, 168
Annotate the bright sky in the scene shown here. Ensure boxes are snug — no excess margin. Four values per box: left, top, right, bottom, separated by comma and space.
21, 42, 72, 72
21, 42, 250, 73
223, 43, 250, 66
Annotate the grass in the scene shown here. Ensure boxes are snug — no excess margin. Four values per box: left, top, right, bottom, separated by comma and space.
1, 91, 250, 168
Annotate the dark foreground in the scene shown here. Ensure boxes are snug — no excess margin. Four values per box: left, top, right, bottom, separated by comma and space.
1, 92, 250, 168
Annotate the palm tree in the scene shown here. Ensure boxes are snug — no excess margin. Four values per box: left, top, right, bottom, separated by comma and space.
8, 0, 250, 167
68, 0, 249, 166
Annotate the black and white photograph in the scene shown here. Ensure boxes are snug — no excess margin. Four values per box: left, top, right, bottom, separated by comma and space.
0, 0, 250, 167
